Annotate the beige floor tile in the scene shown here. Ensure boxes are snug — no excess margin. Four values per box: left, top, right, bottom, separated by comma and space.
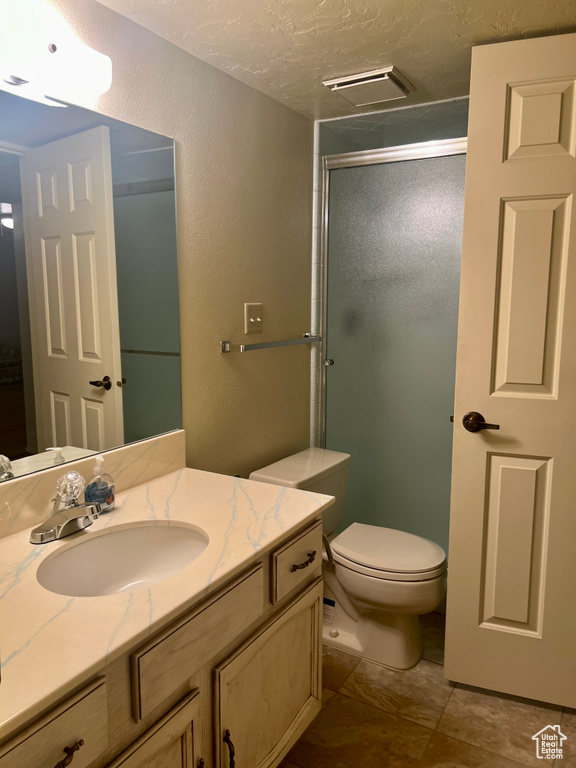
560, 708, 576, 767
322, 644, 361, 691
419, 732, 528, 767
322, 688, 336, 708
339, 657, 455, 729
421, 611, 446, 665
437, 684, 562, 766
287, 692, 432, 768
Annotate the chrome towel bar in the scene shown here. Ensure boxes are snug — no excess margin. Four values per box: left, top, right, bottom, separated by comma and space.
220, 333, 321, 353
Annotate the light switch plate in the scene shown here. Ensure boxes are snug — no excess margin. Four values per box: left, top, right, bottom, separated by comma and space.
244, 303, 263, 334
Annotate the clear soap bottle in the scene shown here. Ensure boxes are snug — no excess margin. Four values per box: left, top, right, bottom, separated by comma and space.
84, 455, 115, 513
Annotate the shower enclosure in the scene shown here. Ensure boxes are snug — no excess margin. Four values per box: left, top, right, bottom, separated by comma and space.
322, 143, 466, 553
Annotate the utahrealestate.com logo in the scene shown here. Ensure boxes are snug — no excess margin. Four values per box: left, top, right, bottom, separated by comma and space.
532, 726, 567, 760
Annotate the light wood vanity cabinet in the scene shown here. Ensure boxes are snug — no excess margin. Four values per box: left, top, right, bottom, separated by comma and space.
214, 578, 322, 768
0, 521, 322, 768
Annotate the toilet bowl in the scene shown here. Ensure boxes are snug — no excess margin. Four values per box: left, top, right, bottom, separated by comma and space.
326, 522, 446, 668
249, 448, 447, 670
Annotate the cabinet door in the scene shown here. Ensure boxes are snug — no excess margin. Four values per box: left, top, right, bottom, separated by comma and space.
106, 691, 201, 768
215, 579, 322, 768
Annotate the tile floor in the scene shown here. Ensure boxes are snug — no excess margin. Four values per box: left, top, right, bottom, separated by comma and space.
281, 613, 576, 767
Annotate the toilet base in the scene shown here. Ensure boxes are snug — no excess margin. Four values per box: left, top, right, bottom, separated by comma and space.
322, 577, 423, 670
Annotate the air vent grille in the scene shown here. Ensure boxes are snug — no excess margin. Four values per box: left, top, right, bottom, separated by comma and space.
323, 66, 414, 107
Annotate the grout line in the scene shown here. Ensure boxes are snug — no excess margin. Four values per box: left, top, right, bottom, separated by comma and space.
433, 680, 455, 732
428, 730, 533, 767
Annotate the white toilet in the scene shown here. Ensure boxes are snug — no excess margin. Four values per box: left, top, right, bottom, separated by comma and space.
249, 447, 446, 669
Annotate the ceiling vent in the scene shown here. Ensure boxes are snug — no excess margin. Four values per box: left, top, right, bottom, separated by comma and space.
322, 66, 414, 107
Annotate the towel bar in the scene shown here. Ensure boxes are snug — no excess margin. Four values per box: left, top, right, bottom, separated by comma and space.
219, 334, 321, 353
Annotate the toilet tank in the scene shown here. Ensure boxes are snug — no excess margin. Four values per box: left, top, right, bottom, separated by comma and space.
249, 448, 351, 534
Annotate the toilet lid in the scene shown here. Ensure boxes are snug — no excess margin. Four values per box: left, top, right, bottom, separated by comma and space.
331, 522, 446, 575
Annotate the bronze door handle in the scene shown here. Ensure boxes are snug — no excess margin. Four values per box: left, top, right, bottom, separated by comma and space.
462, 411, 500, 432
89, 376, 112, 391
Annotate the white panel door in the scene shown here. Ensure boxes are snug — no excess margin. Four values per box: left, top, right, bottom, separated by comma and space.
445, 32, 576, 706
21, 126, 123, 452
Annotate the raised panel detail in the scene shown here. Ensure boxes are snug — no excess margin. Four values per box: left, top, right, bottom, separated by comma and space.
81, 397, 105, 451
50, 392, 71, 446
36, 169, 58, 216
41, 237, 67, 358
69, 160, 93, 211
492, 196, 570, 397
481, 455, 551, 636
506, 79, 576, 159
72, 233, 101, 361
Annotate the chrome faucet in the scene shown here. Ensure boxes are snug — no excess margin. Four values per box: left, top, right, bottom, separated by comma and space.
30, 470, 101, 545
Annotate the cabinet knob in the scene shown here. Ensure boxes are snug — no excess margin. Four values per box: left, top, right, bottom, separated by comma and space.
223, 729, 236, 768
52, 739, 84, 768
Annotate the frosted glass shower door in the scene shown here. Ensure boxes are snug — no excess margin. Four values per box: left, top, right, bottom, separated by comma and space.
325, 154, 466, 553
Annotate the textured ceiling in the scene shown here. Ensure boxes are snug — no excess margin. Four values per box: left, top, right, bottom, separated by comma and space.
96, 0, 576, 119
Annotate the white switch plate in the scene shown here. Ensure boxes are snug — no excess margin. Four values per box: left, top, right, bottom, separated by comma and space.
244, 303, 263, 334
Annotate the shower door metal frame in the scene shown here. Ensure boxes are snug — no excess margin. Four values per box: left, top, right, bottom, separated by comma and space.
317, 136, 468, 445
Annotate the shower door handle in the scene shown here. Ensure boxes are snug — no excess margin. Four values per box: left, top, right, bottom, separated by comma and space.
462, 411, 500, 432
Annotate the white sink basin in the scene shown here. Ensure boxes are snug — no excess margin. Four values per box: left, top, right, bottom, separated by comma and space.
36, 523, 209, 597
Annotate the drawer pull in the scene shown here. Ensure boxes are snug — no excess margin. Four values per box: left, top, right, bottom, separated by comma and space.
53, 739, 84, 768
290, 551, 317, 572
223, 729, 236, 768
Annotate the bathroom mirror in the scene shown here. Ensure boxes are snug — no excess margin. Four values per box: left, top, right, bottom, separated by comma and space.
0, 90, 182, 479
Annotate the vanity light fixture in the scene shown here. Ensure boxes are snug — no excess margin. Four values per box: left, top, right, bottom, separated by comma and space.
0, 72, 67, 107
323, 66, 414, 107
0, 0, 111, 107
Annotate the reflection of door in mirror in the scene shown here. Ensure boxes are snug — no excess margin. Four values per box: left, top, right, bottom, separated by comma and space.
21, 125, 123, 453
0, 91, 182, 478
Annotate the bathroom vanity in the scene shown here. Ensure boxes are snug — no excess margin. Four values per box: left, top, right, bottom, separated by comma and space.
0, 465, 332, 768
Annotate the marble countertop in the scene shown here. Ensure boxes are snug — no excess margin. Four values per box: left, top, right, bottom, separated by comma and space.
0, 467, 333, 742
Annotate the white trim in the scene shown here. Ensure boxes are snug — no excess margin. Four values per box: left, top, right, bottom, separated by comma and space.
0, 140, 26, 155
326, 137, 468, 170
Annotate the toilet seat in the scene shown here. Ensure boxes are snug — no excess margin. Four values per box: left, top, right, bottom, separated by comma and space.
331, 523, 446, 583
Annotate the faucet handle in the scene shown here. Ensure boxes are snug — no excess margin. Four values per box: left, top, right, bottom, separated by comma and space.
56, 471, 85, 505
0, 454, 14, 482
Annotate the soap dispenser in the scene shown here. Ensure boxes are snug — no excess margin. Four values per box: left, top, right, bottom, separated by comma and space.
47, 447, 65, 465
84, 456, 115, 513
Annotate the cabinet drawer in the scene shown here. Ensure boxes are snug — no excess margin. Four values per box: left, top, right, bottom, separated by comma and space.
271, 521, 322, 604
132, 564, 263, 721
0, 678, 107, 768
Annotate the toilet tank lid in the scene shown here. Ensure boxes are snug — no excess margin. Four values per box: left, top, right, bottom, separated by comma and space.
249, 448, 351, 488
331, 523, 446, 573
